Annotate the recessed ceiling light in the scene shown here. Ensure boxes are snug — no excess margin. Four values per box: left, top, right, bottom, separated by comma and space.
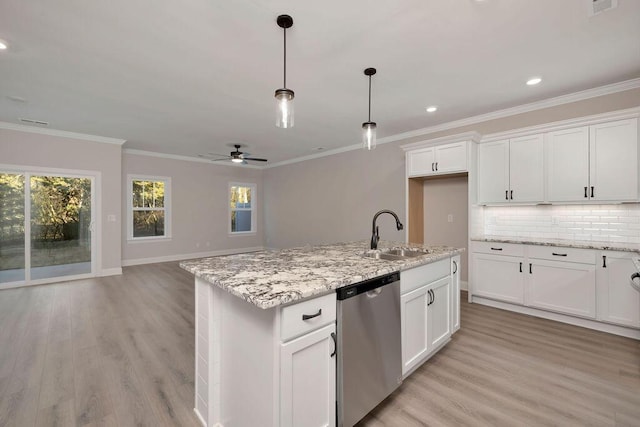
526, 77, 542, 86
426, 106, 438, 113
0, 40, 7, 50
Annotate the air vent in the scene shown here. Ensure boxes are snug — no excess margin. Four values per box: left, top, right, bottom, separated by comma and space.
588, 0, 618, 16
19, 118, 49, 126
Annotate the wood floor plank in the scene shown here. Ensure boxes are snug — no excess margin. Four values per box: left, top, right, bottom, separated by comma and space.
35, 399, 76, 427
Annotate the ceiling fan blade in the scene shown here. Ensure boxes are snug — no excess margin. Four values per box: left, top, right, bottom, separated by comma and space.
210, 158, 232, 162
243, 157, 268, 162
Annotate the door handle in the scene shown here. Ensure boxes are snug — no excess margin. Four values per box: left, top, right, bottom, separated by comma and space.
591, 186, 594, 198
435, 162, 438, 171
302, 309, 322, 321
584, 186, 588, 198
330, 332, 337, 357
529, 263, 532, 274
452, 260, 458, 274
505, 190, 508, 201
602, 255, 607, 268
510, 190, 513, 200
519, 262, 522, 273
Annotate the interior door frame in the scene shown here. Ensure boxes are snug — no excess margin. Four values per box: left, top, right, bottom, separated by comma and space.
0, 163, 101, 289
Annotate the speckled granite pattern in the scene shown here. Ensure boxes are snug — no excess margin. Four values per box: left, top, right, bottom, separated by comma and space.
471, 236, 640, 253
180, 241, 464, 309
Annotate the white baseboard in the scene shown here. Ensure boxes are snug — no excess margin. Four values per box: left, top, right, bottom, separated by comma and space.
471, 295, 640, 340
122, 246, 266, 267
100, 267, 123, 276
460, 280, 468, 291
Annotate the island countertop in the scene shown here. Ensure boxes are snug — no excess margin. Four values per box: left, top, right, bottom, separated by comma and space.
179, 241, 464, 309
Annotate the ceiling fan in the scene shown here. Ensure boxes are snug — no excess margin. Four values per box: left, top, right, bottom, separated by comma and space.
199, 144, 268, 164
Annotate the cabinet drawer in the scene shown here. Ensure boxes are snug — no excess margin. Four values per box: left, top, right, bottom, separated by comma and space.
528, 246, 595, 264
281, 293, 336, 342
472, 241, 524, 257
401, 258, 450, 294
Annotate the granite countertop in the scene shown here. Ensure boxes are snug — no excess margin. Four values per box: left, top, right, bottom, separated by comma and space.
179, 241, 464, 309
471, 235, 640, 253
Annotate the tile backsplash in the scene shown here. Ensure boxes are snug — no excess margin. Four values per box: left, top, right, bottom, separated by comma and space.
483, 204, 640, 244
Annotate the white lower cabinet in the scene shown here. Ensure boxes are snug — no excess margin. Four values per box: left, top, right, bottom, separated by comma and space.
597, 252, 640, 328
471, 242, 640, 336
280, 323, 336, 427
526, 259, 596, 319
472, 253, 525, 304
400, 260, 454, 377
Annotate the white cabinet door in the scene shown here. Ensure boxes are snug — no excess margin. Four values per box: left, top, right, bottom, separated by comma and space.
478, 140, 510, 204
450, 256, 461, 333
427, 277, 451, 351
280, 323, 336, 427
435, 142, 467, 174
597, 252, 640, 328
547, 126, 590, 202
472, 253, 525, 304
509, 134, 544, 202
590, 119, 639, 202
401, 285, 429, 375
407, 148, 436, 177
526, 260, 596, 319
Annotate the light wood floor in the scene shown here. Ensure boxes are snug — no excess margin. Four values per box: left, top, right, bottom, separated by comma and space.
0, 263, 639, 427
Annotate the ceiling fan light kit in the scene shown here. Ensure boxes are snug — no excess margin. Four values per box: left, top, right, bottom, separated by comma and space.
275, 14, 294, 129
362, 67, 377, 151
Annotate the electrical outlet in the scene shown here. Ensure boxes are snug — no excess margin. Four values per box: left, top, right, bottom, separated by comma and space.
447, 214, 454, 223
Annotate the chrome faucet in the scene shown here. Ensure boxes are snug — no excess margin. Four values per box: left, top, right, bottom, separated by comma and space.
371, 210, 404, 250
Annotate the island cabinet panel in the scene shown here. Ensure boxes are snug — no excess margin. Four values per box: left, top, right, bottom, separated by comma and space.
280, 323, 336, 427
451, 255, 461, 333
400, 259, 455, 378
596, 252, 640, 328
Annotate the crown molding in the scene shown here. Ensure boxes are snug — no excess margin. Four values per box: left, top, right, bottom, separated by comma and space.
0, 121, 126, 145
266, 77, 640, 169
480, 106, 640, 143
123, 148, 264, 169
400, 131, 481, 151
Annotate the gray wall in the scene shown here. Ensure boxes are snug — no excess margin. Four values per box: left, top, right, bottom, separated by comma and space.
121, 153, 264, 263
0, 128, 122, 273
264, 141, 407, 249
423, 176, 469, 282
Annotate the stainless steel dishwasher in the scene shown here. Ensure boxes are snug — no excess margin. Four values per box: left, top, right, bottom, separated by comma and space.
336, 272, 402, 427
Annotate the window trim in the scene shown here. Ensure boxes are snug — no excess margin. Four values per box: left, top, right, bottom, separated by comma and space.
127, 174, 171, 241
228, 182, 257, 236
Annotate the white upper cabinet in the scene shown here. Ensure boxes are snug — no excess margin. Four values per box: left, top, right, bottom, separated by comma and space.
509, 134, 545, 202
478, 140, 509, 204
589, 119, 638, 202
477, 135, 544, 204
407, 141, 467, 177
547, 119, 638, 203
546, 126, 590, 202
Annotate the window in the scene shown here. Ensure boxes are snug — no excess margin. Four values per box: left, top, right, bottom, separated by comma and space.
229, 183, 256, 234
128, 175, 171, 240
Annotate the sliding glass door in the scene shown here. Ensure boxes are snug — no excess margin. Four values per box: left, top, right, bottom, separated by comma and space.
0, 170, 95, 286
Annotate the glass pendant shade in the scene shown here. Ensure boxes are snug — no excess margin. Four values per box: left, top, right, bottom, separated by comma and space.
275, 88, 294, 128
362, 121, 377, 150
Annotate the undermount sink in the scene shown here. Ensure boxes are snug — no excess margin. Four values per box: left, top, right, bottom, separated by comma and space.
362, 248, 430, 261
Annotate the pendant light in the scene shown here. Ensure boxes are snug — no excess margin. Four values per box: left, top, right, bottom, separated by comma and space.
362, 67, 377, 150
275, 14, 294, 128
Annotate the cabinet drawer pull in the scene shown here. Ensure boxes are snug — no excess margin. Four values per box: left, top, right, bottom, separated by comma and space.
603, 255, 607, 268
584, 186, 587, 198
591, 186, 594, 198
529, 263, 532, 274
552, 252, 567, 257
452, 260, 458, 274
490, 247, 503, 251
302, 309, 322, 320
330, 332, 337, 357
510, 190, 513, 200
519, 262, 522, 273
505, 190, 508, 200
435, 162, 438, 171
431, 162, 434, 171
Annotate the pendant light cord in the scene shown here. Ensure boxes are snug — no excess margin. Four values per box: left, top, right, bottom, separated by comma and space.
368, 75, 372, 122
283, 27, 287, 89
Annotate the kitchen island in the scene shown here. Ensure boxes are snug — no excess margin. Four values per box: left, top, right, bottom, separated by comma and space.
180, 241, 464, 427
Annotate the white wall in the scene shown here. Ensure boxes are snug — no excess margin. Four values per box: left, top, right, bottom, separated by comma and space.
121, 153, 264, 264
0, 127, 122, 273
